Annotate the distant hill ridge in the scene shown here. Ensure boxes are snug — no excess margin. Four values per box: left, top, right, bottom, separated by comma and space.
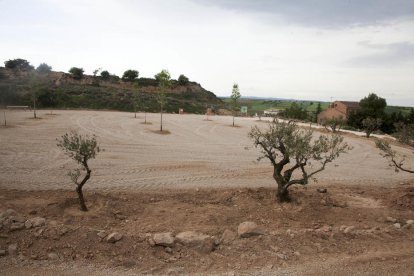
0, 67, 222, 114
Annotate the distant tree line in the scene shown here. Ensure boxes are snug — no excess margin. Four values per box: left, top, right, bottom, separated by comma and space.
1, 58, 219, 114
277, 93, 414, 136
2, 58, 192, 86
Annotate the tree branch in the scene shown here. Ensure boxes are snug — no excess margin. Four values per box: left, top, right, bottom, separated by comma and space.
391, 156, 414, 174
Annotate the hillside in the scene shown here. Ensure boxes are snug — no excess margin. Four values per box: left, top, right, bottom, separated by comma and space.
0, 67, 222, 114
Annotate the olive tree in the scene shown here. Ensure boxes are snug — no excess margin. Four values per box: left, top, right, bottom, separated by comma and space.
122, 69, 138, 81
155, 69, 171, 132
178, 74, 189, 85
100, 70, 110, 80
230, 83, 241, 127
362, 117, 382, 138
132, 82, 140, 119
4, 58, 34, 71
69, 67, 84, 80
57, 131, 100, 211
394, 123, 414, 146
36, 63, 52, 74
249, 120, 351, 202
376, 139, 414, 174
30, 73, 38, 119
322, 117, 345, 133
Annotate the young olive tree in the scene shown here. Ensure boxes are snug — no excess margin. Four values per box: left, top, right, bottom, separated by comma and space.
230, 83, 241, 127
376, 139, 414, 174
362, 117, 382, 138
69, 67, 84, 80
30, 73, 39, 119
57, 131, 100, 211
132, 82, 141, 119
155, 69, 171, 132
249, 120, 351, 202
394, 123, 414, 146
322, 117, 345, 133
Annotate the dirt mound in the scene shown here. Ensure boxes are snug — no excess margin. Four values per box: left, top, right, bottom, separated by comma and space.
392, 187, 414, 210
1, 184, 413, 275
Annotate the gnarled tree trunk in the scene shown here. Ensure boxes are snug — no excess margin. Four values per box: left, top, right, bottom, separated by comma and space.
76, 160, 91, 211
277, 186, 290, 202
76, 185, 88, 211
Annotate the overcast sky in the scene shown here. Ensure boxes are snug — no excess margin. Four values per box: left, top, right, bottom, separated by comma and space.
1, 0, 414, 106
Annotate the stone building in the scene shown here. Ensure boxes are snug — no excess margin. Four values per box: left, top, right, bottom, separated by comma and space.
317, 101, 360, 124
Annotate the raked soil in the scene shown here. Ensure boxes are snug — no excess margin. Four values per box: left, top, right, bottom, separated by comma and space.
0, 110, 413, 275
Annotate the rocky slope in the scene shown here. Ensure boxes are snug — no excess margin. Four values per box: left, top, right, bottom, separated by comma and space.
0, 67, 222, 114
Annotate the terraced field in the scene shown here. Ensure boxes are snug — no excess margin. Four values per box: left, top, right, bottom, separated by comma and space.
0, 110, 412, 191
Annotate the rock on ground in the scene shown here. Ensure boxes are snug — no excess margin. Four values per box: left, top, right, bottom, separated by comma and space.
8, 244, 17, 256
0, 209, 17, 218
106, 232, 123, 243
237, 221, 264, 238
10, 223, 25, 231
153, 232, 175, 247
220, 229, 237, 245
47, 253, 59, 260
30, 217, 46, 228
97, 230, 107, 239
386, 217, 397, 223
175, 231, 214, 253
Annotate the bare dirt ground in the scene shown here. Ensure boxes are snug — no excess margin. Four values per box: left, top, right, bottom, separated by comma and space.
0, 110, 413, 275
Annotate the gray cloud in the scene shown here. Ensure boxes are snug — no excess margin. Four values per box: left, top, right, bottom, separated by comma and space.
194, 0, 414, 28
346, 41, 414, 66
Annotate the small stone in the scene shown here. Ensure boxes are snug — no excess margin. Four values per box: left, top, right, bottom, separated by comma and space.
165, 247, 173, 254
220, 229, 236, 245
270, 245, 279, 252
8, 244, 17, 255
0, 209, 17, 218
317, 188, 327, 193
175, 231, 214, 253
319, 225, 332, 232
344, 226, 355, 234
276, 253, 288, 260
0, 250, 6, 256
115, 214, 127, 220
394, 223, 401, 229
153, 232, 175, 247
9, 216, 26, 223
10, 222, 25, 231
148, 238, 156, 246
406, 220, 414, 225
386, 217, 397, 223
237, 221, 264, 238
25, 220, 33, 229
30, 217, 46, 228
47, 253, 59, 260
106, 232, 123, 243
97, 230, 107, 239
